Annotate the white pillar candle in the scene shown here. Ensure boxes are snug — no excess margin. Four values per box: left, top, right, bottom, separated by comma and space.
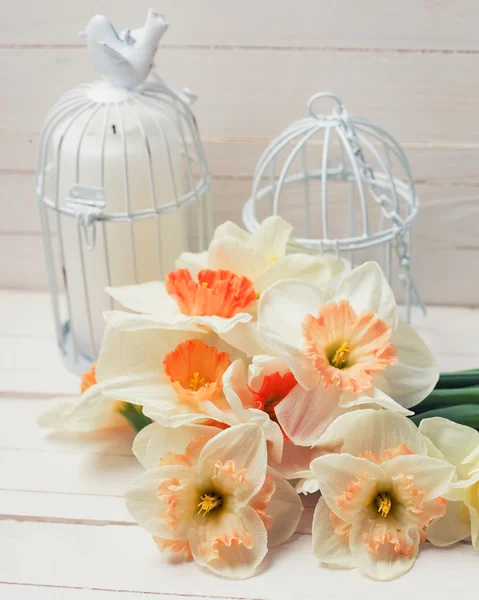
52, 91, 187, 361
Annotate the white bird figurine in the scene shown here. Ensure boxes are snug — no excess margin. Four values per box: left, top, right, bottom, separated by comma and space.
80, 10, 169, 89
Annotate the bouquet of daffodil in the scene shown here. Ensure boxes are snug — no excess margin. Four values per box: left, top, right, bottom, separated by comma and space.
39, 217, 479, 581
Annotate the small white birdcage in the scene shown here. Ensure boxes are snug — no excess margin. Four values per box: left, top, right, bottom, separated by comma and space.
36, 11, 212, 374
242, 92, 424, 322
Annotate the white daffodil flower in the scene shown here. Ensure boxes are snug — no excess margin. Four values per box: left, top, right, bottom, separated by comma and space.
419, 417, 479, 549
104, 217, 343, 357
125, 423, 303, 579
256, 261, 438, 446
96, 327, 245, 428
309, 410, 455, 581
104, 268, 255, 338
177, 216, 343, 295
37, 327, 138, 432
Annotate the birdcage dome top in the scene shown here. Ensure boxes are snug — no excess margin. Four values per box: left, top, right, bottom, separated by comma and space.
36, 10, 210, 225
242, 92, 418, 254
36, 76, 210, 222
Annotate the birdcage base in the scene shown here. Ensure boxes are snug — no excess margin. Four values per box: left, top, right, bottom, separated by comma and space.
59, 320, 94, 377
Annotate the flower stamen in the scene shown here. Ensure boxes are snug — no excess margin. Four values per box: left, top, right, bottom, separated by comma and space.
330, 341, 351, 369
197, 492, 223, 516
375, 492, 392, 518
189, 371, 207, 391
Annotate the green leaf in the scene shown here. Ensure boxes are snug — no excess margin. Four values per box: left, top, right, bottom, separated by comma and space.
118, 402, 152, 432
410, 404, 479, 430
413, 386, 479, 414
435, 369, 479, 389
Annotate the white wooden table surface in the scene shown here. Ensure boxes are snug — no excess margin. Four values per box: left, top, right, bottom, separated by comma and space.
1, 290, 478, 599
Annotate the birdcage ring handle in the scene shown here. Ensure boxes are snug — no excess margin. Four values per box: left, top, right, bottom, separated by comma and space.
307, 92, 347, 120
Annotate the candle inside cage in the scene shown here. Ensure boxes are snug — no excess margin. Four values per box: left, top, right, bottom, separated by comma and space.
52, 99, 187, 358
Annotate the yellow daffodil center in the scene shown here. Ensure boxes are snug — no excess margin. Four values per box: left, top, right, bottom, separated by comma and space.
375, 492, 392, 518
330, 341, 351, 369
189, 371, 207, 391
197, 492, 223, 516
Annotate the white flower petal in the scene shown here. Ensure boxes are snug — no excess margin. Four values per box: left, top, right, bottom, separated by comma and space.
269, 440, 327, 480
335, 261, 398, 327
102, 372, 221, 427
208, 237, 267, 283
312, 497, 357, 568
258, 279, 330, 350
419, 417, 479, 471
296, 475, 321, 495
219, 321, 275, 357
255, 254, 334, 294
260, 467, 303, 547
175, 250, 208, 276
37, 385, 118, 432
142, 400, 215, 428
125, 465, 196, 539
275, 383, 341, 446
250, 216, 292, 262
95, 326, 123, 381
339, 386, 413, 416
256, 327, 320, 390
189, 505, 268, 580
323, 255, 348, 280
198, 423, 267, 506
384, 320, 439, 408
106, 280, 171, 314
464, 490, 479, 549
37, 399, 80, 430
384, 454, 455, 501
213, 220, 251, 243
315, 409, 427, 458
222, 360, 284, 463
427, 499, 472, 546
310, 454, 383, 522
249, 356, 291, 381
104, 309, 253, 334
133, 423, 220, 470
101, 371, 174, 406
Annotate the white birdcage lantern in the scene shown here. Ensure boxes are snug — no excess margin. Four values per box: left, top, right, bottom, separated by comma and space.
242, 92, 424, 323
36, 11, 212, 375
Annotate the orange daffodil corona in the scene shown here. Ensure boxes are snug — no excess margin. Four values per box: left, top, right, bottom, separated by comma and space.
37, 216, 476, 581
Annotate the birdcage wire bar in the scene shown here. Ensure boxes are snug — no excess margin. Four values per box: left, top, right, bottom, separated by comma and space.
37, 77, 212, 375
243, 92, 424, 323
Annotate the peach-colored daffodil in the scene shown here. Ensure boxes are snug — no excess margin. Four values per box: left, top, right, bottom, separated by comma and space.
125, 423, 303, 579
310, 410, 455, 580
256, 262, 438, 445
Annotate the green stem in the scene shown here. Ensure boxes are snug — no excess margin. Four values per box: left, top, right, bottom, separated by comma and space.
413, 386, 479, 414
410, 404, 479, 429
118, 403, 152, 432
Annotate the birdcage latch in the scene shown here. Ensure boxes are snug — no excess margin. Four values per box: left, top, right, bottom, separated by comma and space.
66, 185, 106, 251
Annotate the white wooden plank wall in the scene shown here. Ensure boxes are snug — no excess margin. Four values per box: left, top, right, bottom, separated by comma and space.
1, 1, 478, 305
